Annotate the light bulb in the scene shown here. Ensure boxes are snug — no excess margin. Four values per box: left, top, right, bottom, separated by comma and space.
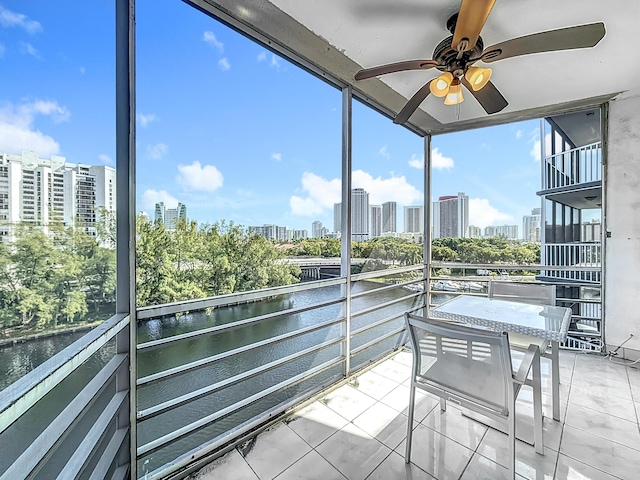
444, 81, 464, 105
429, 72, 453, 97
465, 67, 492, 91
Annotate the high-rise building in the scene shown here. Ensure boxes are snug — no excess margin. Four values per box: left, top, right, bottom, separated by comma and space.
333, 203, 341, 233
404, 206, 424, 233
0, 152, 116, 242
312, 221, 323, 238
582, 219, 601, 242
468, 225, 482, 238
522, 207, 542, 242
432, 192, 469, 238
155, 202, 187, 230
370, 205, 382, 238
352, 188, 369, 241
382, 201, 397, 233
484, 224, 518, 239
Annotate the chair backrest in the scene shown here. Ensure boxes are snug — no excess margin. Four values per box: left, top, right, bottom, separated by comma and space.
488, 282, 556, 306
405, 313, 514, 416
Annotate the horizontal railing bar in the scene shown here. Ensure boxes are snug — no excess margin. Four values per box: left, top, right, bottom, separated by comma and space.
137, 357, 344, 457
351, 311, 403, 338
137, 317, 344, 386
137, 336, 344, 421
56, 390, 128, 480
352, 291, 422, 318
0, 313, 129, 435
144, 372, 344, 480
87, 427, 128, 480
138, 296, 344, 351
350, 326, 406, 357
350, 278, 423, 300
351, 264, 422, 282
110, 465, 129, 480
137, 277, 346, 319
429, 262, 601, 272
545, 141, 601, 160
1, 354, 126, 480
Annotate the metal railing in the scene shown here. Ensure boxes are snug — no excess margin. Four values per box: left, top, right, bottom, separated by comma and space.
544, 243, 601, 283
542, 142, 601, 190
0, 314, 130, 480
136, 265, 423, 479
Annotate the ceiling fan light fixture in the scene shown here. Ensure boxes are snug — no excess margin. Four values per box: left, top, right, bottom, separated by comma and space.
465, 66, 492, 91
429, 72, 453, 97
444, 80, 464, 105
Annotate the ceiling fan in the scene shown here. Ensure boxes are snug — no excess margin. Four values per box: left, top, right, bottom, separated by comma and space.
354, 0, 606, 125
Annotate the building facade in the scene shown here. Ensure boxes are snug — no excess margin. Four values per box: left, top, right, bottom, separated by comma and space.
0, 152, 116, 241
155, 202, 187, 230
484, 224, 519, 239
432, 192, 469, 238
333, 188, 370, 241
403, 205, 423, 234
522, 207, 542, 242
370, 205, 381, 238
311, 221, 323, 238
381, 201, 397, 233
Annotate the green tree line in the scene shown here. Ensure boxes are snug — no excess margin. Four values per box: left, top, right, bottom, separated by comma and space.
286, 236, 540, 265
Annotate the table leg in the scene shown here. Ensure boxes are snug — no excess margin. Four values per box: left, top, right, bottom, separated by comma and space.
551, 340, 560, 421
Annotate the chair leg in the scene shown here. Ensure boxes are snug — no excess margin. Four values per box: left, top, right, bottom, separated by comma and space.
532, 351, 544, 455
440, 397, 446, 412
551, 341, 560, 421
405, 381, 417, 463
507, 408, 516, 480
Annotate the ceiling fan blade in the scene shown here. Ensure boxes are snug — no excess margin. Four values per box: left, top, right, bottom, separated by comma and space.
393, 80, 433, 125
354, 60, 438, 80
452, 0, 496, 52
481, 22, 606, 63
461, 77, 508, 114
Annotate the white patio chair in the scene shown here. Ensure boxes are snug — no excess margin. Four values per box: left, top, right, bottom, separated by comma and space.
404, 313, 543, 480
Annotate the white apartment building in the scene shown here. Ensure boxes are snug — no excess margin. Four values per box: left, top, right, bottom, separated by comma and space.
333, 188, 370, 241
155, 202, 187, 231
484, 224, 519, 239
404, 205, 424, 234
432, 192, 469, 239
370, 205, 381, 238
381, 201, 397, 233
311, 221, 323, 238
522, 207, 541, 242
0, 152, 116, 241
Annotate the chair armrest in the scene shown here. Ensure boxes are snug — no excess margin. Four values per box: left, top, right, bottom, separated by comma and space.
513, 343, 540, 385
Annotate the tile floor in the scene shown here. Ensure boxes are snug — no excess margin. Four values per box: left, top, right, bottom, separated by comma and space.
191, 349, 640, 480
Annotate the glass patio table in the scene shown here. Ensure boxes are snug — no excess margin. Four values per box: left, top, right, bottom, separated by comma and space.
429, 295, 572, 421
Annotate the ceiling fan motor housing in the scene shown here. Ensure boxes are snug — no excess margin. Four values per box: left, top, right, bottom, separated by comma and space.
432, 35, 483, 76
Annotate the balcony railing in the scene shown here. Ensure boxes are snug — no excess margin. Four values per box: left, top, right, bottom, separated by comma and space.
542, 142, 601, 190
544, 243, 601, 283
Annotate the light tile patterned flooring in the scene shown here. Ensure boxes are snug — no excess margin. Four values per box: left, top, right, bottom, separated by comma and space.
192, 350, 640, 480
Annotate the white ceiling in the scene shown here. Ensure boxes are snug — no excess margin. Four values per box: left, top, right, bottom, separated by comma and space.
191, 0, 640, 135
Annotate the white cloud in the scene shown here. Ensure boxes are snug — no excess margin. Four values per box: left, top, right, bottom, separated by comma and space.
99, 154, 113, 165
408, 148, 454, 170
290, 172, 341, 217
203, 31, 223, 51
516, 130, 523, 139
218, 57, 230, 71
141, 189, 179, 211
176, 161, 224, 192
137, 113, 157, 128
271, 152, 282, 161
146, 143, 168, 160
0, 99, 70, 157
529, 132, 552, 161
469, 198, 513, 229
20, 42, 40, 58
289, 170, 421, 217
79, 66, 85, 74
379, 146, 390, 159
0, 6, 41, 34
258, 51, 282, 70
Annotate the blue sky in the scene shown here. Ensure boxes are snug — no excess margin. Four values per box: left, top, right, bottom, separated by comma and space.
1, 0, 545, 236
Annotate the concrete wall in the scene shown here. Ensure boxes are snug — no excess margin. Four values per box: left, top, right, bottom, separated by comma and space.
605, 91, 640, 358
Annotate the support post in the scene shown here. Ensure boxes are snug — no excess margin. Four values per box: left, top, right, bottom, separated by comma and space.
116, 0, 136, 477
423, 135, 432, 312
340, 85, 353, 377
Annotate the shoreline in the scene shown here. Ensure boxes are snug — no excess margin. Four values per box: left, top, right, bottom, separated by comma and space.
0, 321, 104, 349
